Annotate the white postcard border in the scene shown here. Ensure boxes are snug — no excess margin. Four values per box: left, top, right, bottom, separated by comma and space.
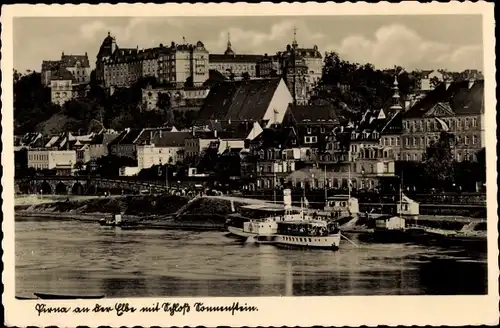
2, 2, 498, 327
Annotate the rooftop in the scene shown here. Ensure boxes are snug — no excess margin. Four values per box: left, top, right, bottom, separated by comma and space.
196, 78, 283, 123
404, 79, 484, 118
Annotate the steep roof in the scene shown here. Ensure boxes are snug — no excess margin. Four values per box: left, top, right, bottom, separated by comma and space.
251, 125, 299, 149
196, 78, 282, 123
404, 79, 484, 118
109, 128, 143, 146
97, 32, 116, 59
289, 104, 340, 124
42, 60, 61, 71
61, 54, 90, 68
50, 67, 75, 81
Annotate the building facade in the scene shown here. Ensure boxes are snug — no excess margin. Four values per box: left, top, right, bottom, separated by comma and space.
157, 41, 209, 87
50, 67, 74, 106
142, 85, 210, 111
41, 52, 91, 87
401, 79, 485, 162
27, 149, 77, 170
208, 35, 262, 78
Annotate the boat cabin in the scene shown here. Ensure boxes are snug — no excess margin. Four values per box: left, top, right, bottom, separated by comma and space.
324, 195, 359, 217
396, 195, 419, 218
276, 220, 339, 237
240, 204, 304, 221
375, 215, 406, 231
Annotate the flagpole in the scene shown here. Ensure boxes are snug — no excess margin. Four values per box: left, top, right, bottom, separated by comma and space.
324, 165, 327, 203
348, 165, 351, 200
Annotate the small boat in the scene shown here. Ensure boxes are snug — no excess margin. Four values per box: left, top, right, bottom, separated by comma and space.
358, 215, 412, 243
15, 296, 38, 300
99, 213, 138, 227
33, 292, 105, 300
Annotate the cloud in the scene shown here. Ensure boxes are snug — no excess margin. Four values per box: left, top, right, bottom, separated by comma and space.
330, 24, 482, 71
206, 20, 326, 54
79, 17, 181, 46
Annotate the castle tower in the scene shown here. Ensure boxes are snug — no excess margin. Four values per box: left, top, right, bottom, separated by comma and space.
292, 27, 299, 49
390, 74, 402, 111
224, 32, 235, 56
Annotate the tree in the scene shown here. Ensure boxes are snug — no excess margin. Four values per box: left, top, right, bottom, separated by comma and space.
423, 131, 455, 190
184, 76, 194, 88
157, 92, 171, 111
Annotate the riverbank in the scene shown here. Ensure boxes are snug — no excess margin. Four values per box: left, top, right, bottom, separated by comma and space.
15, 194, 486, 232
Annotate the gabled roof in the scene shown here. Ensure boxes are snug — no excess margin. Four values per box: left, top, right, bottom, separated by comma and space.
42, 60, 61, 71
196, 78, 283, 123
109, 128, 143, 146
251, 124, 298, 150
50, 67, 75, 82
405, 79, 484, 118
289, 104, 340, 124
61, 54, 90, 68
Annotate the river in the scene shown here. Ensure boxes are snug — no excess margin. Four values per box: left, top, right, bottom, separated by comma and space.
15, 216, 487, 297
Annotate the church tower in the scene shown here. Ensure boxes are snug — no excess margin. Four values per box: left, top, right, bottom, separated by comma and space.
224, 32, 235, 56
390, 73, 402, 112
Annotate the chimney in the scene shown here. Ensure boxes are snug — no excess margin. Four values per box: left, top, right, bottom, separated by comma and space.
445, 79, 452, 90
214, 130, 218, 138
160, 130, 163, 139
191, 126, 195, 136
468, 78, 475, 89
150, 130, 153, 141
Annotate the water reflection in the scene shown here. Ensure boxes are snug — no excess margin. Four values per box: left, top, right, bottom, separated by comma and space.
15, 216, 487, 298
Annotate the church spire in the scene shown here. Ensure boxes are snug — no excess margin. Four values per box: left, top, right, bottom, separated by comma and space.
292, 27, 298, 49
224, 31, 235, 56
390, 66, 402, 111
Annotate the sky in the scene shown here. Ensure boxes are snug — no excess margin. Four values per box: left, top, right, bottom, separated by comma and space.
14, 15, 483, 73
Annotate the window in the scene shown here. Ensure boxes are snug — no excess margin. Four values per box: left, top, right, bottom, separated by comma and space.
413, 153, 418, 161
472, 135, 477, 145
307, 127, 312, 134
464, 136, 469, 145
396, 137, 400, 146
472, 117, 477, 128
413, 137, 417, 146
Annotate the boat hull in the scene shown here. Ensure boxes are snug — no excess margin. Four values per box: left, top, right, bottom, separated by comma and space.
255, 234, 341, 250
227, 226, 276, 238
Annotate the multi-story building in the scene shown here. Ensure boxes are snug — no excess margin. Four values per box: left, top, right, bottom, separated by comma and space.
100, 36, 209, 88
208, 35, 262, 78
27, 149, 76, 170
184, 122, 260, 161
41, 52, 91, 87
246, 124, 301, 190
157, 41, 209, 87
50, 67, 75, 106
142, 85, 210, 111
103, 47, 139, 87
256, 53, 280, 77
136, 131, 191, 169
96, 32, 118, 85
278, 43, 310, 105
401, 79, 485, 162
295, 44, 323, 86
